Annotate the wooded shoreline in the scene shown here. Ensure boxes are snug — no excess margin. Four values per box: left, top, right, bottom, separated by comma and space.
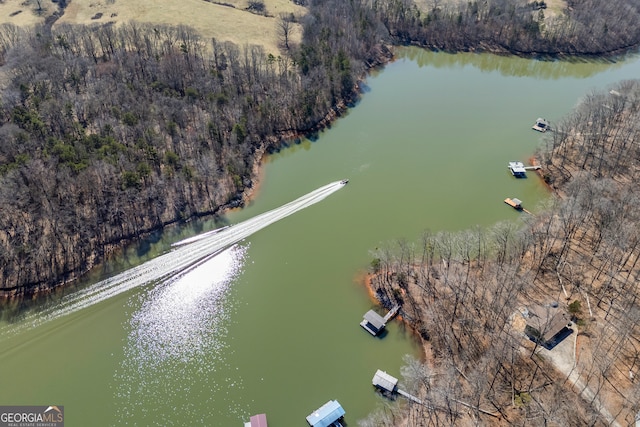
1, 0, 640, 299
362, 80, 640, 426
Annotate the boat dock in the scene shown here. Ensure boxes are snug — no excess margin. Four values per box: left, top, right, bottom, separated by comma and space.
244, 413, 268, 427
532, 118, 551, 132
372, 370, 422, 404
508, 161, 541, 178
372, 369, 497, 417
504, 197, 523, 210
360, 305, 400, 336
504, 198, 532, 214
508, 161, 527, 178
306, 400, 345, 427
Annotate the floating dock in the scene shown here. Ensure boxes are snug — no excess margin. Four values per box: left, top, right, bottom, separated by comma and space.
504, 198, 532, 214
504, 197, 523, 210
360, 305, 400, 336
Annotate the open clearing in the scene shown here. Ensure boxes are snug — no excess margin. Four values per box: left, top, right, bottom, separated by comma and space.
413, 0, 567, 19
0, 0, 305, 54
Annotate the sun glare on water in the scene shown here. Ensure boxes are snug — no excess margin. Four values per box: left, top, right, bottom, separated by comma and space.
113, 244, 249, 425
130, 244, 246, 363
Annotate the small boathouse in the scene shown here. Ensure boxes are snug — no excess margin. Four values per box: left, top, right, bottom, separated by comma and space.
508, 161, 527, 178
372, 369, 422, 404
306, 400, 345, 427
360, 305, 400, 336
360, 310, 386, 335
532, 118, 550, 132
372, 369, 398, 393
244, 413, 268, 427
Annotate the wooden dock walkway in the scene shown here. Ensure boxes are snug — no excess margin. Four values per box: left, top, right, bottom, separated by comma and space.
383, 305, 400, 322
397, 389, 423, 404
372, 369, 491, 415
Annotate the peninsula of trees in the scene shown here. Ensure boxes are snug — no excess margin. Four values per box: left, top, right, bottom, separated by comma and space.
363, 81, 640, 425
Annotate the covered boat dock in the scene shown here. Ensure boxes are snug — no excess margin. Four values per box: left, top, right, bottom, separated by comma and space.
504, 197, 523, 210
372, 369, 398, 393
244, 413, 268, 427
360, 305, 400, 336
306, 400, 345, 427
371, 369, 422, 404
360, 310, 386, 336
508, 161, 527, 178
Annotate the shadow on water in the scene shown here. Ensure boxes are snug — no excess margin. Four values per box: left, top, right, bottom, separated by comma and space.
0, 285, 74, 325
136, 229, 163, 258
307, 131, 320, 142
0, 217, 227, 326
400, 47, 640, 79
374, 328, 389, 339
358, 81, 372, 93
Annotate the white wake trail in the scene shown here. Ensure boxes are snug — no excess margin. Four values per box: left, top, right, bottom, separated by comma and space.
171, 226, 229, 247
1, 180, 347, 335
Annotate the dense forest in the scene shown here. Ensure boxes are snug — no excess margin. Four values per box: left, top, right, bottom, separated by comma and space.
376, 0, 640, 56
0, 0, 388, 295
1, 0, 640, 297
364, 81, 640, 425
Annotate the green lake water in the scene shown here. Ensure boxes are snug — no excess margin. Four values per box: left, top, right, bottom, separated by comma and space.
1, 47, 640, 426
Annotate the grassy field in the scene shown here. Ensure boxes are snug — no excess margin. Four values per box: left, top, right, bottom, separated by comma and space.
0, 0, 57, 27
0, 0, 305, 54
414, 0, 567, 19
0, 0, 570, 54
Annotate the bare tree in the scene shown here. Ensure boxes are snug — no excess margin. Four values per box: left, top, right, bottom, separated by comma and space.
277, 12, 295, 50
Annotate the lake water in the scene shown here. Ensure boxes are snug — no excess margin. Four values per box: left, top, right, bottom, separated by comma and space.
1, 47, 639, 426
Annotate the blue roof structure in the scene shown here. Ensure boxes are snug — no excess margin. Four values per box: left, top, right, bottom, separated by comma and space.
305, 400, 345, 427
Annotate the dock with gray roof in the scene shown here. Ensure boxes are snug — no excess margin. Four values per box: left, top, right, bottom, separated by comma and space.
360, 305, 400, 336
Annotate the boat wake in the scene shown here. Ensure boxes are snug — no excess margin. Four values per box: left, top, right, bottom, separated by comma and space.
0, 180, 346, 337
171, 226, 229, 247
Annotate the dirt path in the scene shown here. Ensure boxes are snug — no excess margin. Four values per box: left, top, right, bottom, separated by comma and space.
537, 333, 622, 427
